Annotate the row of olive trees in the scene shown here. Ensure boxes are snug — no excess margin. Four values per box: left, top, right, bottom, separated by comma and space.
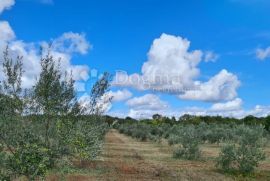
167, 124, 267, 174
216, 125, 266, 174
116, 122, 267, 175
0, 46, 111, 180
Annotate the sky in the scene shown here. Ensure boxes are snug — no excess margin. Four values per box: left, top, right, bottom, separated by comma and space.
1, 0, 270, 119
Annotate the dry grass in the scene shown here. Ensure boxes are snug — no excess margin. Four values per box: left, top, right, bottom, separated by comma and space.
46, 129, 270, 181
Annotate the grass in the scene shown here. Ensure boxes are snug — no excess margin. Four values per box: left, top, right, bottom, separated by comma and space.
45, 129, 270, 181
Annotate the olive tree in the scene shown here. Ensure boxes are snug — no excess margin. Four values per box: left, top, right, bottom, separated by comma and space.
0, 47, 55, 180
173, 126, 201, 160
217, 125, 266, 174
69, 73, 112, 162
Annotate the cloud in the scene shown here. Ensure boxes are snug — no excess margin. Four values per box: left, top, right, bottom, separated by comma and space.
247, 105, 270, 117
0, 21, 15, 41
204, 51, 219, 62
256, 47, 270, 60
0, 0, 14, 14
114, 33, 202, 92
123, 104, 269, 120
125, 94, 169, 119
127, 94, 169, 111
127, 109, 157, 119
141, 33, 202, 91
109, 89, 132, 102
51, 32, 91, 55
107, 93, 269, 119
179, 69, 240, 102
210, 98, 243, 112
109, 94, 268, 120
114, 34, 240, 102
176, 103, 270, 119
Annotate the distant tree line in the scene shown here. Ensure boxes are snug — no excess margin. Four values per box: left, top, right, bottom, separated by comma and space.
105, 114, 270, 131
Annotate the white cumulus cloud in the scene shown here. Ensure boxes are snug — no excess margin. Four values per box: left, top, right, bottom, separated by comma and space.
247, 105, 270, 117
109, 89, 132, 102
114, 33, 202, 92
126, 94, 169, 111
114, 33, 240, 102
210, 98, 243, 112
0, 21, 15, 41
51, 32, 91, 55
179, 69, 240, 102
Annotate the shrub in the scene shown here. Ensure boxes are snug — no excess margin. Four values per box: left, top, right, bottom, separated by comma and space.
0, 171, 10, 181
168, 135, 180, 145
1, 127, 56, 180
118, 123, 150, 141
173, 143, 201, 160
8, 143, 55, 180
216, 144, 237, 172
173, 126, 201, 160
216, 125, 266, 174
217, 143, 265, 174
131, 125, 148, 141
69, 120, 107, 160
237, 145, 265, 173
0, 143, 11, 181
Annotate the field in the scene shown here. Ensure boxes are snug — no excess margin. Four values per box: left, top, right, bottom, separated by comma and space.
46, 129, 270, 181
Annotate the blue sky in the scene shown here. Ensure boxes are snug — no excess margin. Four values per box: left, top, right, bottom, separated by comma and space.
1, 0, 270, 118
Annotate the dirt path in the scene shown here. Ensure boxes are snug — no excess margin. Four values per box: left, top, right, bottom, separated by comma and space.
88, 129, 231, 181
99, 129, 175, 181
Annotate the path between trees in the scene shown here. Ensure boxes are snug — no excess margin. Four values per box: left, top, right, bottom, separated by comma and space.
48, 129, 232, 181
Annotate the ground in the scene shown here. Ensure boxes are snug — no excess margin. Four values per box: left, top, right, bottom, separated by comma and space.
46, 129, 270, 181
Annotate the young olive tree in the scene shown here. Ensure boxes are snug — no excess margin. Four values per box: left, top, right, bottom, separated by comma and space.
0, 46, 24, 180
173, 126, 201, 160
69, 73, 111, 162
33, 49, 81, 143
33, 51, 62, 146
216, 125, 266, 174
0, 47, 54, 181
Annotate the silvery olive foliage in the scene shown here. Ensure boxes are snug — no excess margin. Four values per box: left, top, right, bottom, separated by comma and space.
0, 47, 110, 180
118, 123, 169, 142
172, 126, 201, 160
217, 125, 266, 174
